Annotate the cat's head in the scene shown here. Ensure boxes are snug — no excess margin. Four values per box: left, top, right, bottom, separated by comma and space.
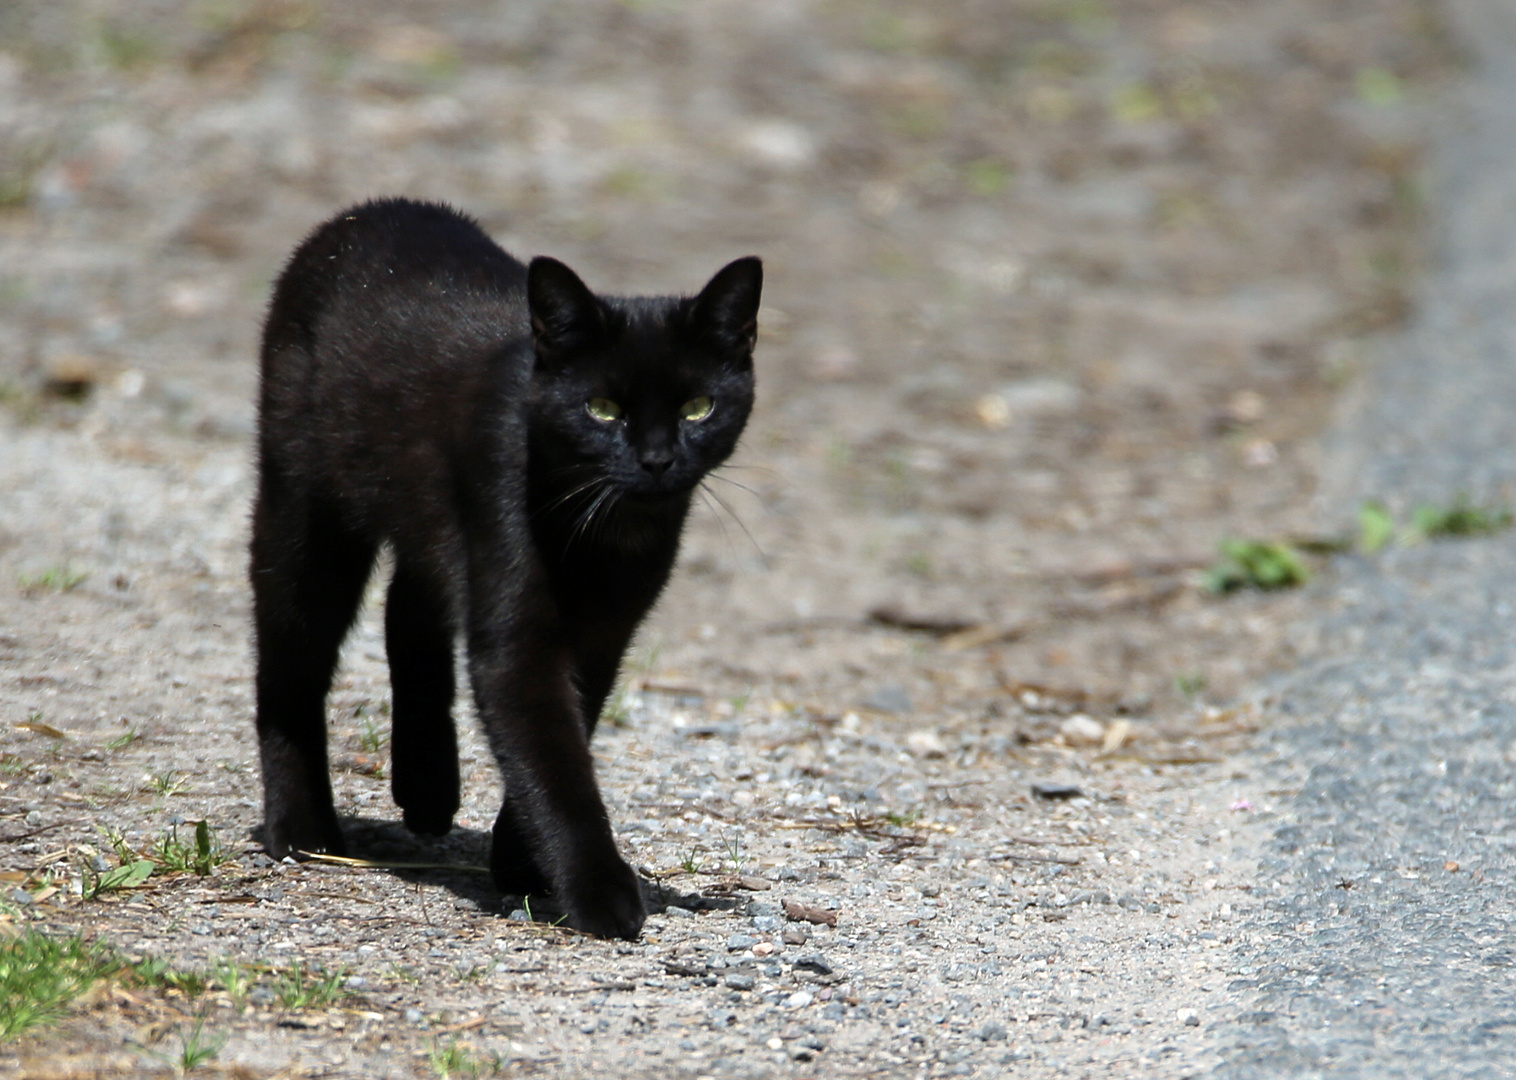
525, 255, 761, 503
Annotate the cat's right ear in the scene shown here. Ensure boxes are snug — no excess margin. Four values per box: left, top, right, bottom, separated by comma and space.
528, 257, 606, 364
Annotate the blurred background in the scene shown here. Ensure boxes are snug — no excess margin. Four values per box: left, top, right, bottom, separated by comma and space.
0, 0, 1457, 727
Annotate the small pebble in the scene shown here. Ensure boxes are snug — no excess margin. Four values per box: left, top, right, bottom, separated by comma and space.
765, 1037, 783, 1051
727, 934, 757, 952
405, 1008, 425, 1024
1059, 714, 1105, 746
864, 685, 912, 714
725, 973, 756, 991
784, 991, 814, 1009
792, 953, 833, 976
781, 925, 808, 946
664, 905, 694, 918
24, 811, 42, 827
752, 941, 776, 957
905, 730, 946, 758
1031, 783, 1084, 800
8, 889, 33, 906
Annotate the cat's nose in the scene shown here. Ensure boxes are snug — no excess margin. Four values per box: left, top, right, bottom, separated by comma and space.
640, 451, 674, 479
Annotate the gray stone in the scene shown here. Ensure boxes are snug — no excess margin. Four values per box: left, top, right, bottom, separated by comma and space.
792, 953, 833, 976
862, 685, 912, 714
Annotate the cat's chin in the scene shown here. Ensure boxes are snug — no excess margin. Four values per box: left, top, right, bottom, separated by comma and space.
618, 489, 693, 513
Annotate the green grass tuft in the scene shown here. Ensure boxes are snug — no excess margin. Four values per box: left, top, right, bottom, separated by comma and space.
1358, 500, 1396, 554
153, 820, 228, 876
17, 566, 88, 593
1411, 496, 1513, 539
429, 1035, 501, 1078
274, 961, 349, 1009
172, 1016, 226, 1073
1205, 539, 1310, 593
0, 929, 118, 1040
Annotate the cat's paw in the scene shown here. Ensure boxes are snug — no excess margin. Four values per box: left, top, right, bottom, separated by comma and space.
262, 816, 346, 861
560, 859, 647, 941
401, 806, 455, 838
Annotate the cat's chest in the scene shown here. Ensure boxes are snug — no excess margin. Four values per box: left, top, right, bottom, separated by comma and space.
538, 532, 677, 616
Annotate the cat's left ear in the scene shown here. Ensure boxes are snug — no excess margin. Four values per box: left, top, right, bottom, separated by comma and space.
688, 256, 763, 355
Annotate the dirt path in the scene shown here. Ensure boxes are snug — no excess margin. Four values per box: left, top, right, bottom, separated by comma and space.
0, 2, 1460, 1077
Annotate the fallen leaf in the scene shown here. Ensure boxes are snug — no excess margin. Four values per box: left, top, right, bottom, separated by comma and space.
16, 720, 66, 739
783, 899, 838, 927
1097, 718, 1130, 753
941, 622, 1030, 651
866, 606, 977, 635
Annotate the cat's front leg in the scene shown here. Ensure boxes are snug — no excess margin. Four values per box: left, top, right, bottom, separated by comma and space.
472, 655, 646, 939
467, 559, 646, 939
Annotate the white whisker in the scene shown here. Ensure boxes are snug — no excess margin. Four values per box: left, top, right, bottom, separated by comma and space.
700, 480, 769, 568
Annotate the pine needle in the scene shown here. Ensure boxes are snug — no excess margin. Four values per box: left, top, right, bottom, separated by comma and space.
296, 852, 490, 874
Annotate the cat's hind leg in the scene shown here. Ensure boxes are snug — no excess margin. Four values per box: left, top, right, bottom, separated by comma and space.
385, 560, 461, 836
252, 493, 376, 860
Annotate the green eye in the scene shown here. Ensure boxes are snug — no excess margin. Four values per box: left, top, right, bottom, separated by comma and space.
586, 398, 622, 422
680, 396, 714, 422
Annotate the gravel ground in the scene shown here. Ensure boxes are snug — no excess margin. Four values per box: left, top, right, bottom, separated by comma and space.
1216, 1, 1516, 1075
0, 2, 1484, 1078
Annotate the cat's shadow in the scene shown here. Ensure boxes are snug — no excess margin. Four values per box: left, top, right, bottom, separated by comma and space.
250, 816, 733, 925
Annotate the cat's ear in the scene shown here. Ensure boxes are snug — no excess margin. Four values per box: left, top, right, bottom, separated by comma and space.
528, 256, 606, 363
687, 256, 763, 355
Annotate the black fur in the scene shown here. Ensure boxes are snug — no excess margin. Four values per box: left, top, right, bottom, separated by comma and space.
251, 198, 760, 939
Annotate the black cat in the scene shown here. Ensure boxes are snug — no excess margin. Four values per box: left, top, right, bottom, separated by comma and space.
251, 198, 760, 939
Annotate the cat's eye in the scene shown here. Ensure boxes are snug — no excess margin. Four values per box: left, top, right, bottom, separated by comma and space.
586, 398, 622, 422
680, 396, 714, 423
